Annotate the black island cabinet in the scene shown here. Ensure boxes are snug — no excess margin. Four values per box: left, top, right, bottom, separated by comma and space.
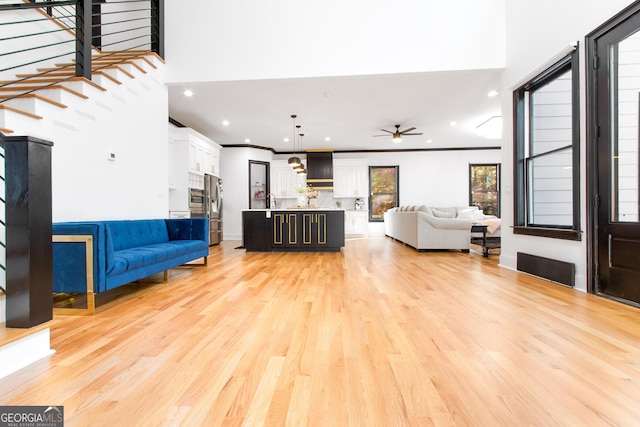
242, 209, 345, 252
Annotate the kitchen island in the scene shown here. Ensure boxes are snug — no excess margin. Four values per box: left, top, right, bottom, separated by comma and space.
242, 209, 345, 252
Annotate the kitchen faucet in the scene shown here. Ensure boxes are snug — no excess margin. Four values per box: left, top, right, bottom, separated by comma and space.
267, 193, 277, 209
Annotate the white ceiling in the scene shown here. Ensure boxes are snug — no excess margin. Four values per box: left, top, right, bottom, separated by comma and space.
167, 68, 504, 153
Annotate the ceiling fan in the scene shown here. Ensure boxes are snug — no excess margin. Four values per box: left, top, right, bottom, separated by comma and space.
374, 124, 423, 142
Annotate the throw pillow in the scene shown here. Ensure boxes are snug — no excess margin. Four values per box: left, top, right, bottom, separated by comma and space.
472, 209, 485, 220
457, 208, 475, 219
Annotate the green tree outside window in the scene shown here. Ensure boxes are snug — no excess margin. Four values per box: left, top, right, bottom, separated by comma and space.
469, 164, 500, 217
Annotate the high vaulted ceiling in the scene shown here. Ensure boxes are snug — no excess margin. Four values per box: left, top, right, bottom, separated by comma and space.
167, 68, 504, 153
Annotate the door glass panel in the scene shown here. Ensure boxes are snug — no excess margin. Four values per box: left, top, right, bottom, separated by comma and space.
249, 161, 269, 209
611, 30, 640, 223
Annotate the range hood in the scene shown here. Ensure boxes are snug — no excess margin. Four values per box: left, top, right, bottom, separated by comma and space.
306, 150, 333, 190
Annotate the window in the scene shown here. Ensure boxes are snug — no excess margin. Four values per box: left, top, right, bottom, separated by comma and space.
513, 47, 581, 240
469, 164, 500, 217
369, 166, 399, 222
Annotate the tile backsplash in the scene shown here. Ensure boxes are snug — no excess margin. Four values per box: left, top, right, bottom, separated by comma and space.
274, 191, 366, 211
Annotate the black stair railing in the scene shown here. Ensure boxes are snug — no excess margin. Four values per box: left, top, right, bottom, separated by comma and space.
0, 0, 164, 102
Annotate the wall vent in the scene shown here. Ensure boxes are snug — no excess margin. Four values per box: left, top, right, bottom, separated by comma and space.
517, 252, 575, 287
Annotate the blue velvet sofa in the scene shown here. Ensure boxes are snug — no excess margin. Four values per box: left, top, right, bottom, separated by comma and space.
52, 218, 208, 313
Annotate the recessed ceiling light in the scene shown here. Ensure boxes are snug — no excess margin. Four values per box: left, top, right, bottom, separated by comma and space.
183, 89, 193, 97
284, 137, 290, 142
449, 121, 457, 127
244, 138, 251, 143
426, 139, 433, 143
222, 120, 230, 126
487, 90, 499, 97
325, 137, 331, 141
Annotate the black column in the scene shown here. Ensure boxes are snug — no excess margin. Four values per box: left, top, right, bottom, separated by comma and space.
75, 0, 92, 79
3, 136, 54, 328
151, 0, 165, 58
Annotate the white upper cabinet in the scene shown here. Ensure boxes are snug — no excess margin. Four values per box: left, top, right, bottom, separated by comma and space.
333, 158, 368, 198
204, 147, 219, 176
189, 141, 205, 175
169, 126, 221, 210
271, 160, 303, 198
170, 127, 220, 177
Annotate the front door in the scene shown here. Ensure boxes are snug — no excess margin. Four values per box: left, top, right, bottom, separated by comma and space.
591, 8, 640, 305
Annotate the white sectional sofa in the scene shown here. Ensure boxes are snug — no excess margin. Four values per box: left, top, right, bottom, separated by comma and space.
383, 205, 482, 251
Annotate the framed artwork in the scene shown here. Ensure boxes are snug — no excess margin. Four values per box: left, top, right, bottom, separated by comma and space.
369, 166, 399, 221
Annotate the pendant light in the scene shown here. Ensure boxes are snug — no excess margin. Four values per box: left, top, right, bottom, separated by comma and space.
296, 133, 307, 175
288, 114, 301, 168
293, 126, 304, 171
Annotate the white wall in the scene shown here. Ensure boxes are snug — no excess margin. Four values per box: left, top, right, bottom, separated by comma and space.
49, 68, 169, 221
501, 0, 637, 291
0, 3, 142, 81
0, 8, 76, 80
222, 148, 501, 239
220, 147, 274, 240
165, 0, 506, 83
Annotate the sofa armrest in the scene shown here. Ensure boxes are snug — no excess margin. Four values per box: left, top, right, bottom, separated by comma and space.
52, 222, 108, 294
165, 218, 208, 244
418, 212, 472, 230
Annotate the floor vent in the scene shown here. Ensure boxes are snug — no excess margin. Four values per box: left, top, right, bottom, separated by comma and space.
517, 252, 575, 287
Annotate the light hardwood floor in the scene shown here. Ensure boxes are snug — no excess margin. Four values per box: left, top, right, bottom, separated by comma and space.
2, 238, 640, 426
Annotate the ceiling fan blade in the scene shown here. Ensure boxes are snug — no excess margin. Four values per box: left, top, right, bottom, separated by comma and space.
379, 129, 394, 134
403, 132, 423, 136
399, 127, 416, 134
373, 134, 389, 137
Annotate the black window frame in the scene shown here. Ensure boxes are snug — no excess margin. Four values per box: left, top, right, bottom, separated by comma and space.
513, 47, 582, 240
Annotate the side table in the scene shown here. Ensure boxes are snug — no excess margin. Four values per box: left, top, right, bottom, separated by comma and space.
470, 224, 501, 257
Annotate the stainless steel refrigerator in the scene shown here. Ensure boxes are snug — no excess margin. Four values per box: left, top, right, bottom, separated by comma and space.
204, 175, 223, 245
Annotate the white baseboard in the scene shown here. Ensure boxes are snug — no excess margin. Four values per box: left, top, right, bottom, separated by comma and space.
0, 328, 55, 379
